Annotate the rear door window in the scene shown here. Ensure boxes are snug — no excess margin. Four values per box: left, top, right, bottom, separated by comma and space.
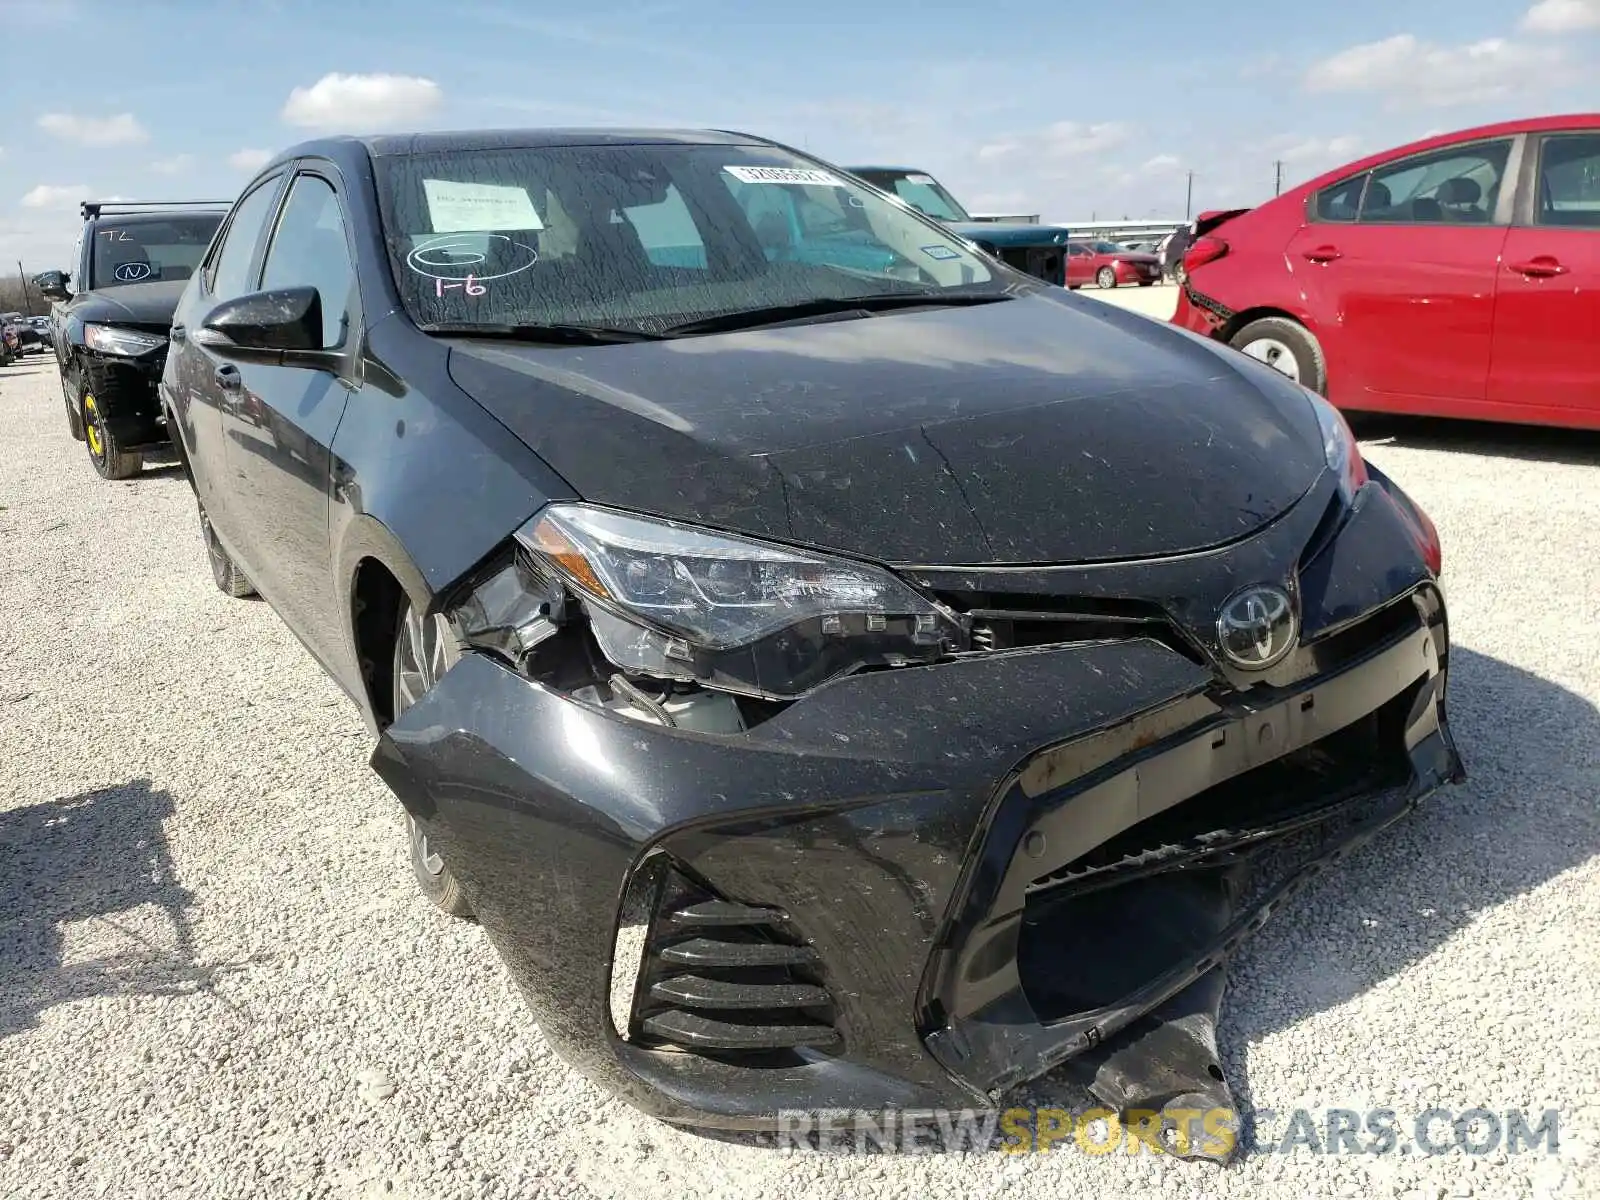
1313, 175, 1366, 222
1357, 140, 1513, 225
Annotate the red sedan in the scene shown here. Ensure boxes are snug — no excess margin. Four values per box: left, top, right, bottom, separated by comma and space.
1172, 113, 1600, 430
1065, 239, 1163, 289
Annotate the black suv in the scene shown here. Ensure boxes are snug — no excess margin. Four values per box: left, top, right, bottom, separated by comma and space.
35, 200, 226, 478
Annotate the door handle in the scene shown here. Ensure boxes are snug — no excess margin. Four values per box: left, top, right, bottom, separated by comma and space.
214, 364, 242, 391
170, 324, 186, 342
1302, 245, 1342, 263
1508, 257, 1568, 278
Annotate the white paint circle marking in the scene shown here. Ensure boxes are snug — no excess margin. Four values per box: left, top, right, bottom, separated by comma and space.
405, 234, 539, 282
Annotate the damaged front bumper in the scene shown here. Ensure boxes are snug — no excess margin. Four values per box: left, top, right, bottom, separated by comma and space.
370, 473, 1463, 1155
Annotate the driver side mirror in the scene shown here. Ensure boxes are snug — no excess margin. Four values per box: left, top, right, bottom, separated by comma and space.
33, 270, 70, 302
203, 285, 323, 351
199, 285, 342, 371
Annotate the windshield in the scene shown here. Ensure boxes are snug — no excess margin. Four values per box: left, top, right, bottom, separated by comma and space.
377, 144, 999, 335
1092, 241, 1129, 254
850, 169, 972, 222
88, 215, 222, 289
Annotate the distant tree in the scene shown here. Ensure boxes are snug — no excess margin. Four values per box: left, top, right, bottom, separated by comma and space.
0, 273, 51, 317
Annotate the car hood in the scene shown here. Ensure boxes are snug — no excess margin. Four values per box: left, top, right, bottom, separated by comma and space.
73, 279, 187, 329
948, 221, 1072, 248
447, 292, 1324, 565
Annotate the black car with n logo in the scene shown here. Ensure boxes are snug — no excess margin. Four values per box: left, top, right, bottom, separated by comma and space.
34, 200, 226, 479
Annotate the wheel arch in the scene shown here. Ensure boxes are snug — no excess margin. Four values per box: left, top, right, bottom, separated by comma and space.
1214, 304, 1322, 345
335, 514, 436, 735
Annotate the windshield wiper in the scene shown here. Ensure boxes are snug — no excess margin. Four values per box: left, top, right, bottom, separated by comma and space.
658, 292, 1011, 338
420, 322, 665, 345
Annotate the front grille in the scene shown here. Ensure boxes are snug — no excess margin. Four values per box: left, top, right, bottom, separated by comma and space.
1017, 680, 1421, 1021
621, 864, 840, 1059
936, 590, 1202, 663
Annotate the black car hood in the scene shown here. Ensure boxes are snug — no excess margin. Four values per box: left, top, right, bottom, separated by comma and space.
72, 279, 187, 329
447, 292, 1325, 565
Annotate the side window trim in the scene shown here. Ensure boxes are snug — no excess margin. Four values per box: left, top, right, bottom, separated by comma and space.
203, 170, 290, 296
257, 167, 363, 360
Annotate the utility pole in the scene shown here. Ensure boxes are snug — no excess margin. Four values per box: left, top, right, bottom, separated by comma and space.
1184, 171, 1194, 219
16, 262, 31, 316
1274, 160, 1284, 196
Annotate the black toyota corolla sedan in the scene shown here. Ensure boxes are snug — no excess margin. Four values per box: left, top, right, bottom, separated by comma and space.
162, 129, 1462, 1158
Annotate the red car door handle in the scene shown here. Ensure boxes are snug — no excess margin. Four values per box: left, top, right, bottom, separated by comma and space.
1508, 257, 1568, 278
1302, 245, 1341, 263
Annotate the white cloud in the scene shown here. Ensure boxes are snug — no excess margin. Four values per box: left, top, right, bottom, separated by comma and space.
228, 148, 274, 171
1305, 34, 1560, 107
281, 72, 441, 131
978, 121, 1129, 170
1522, 0, 1600, 31
20, 183, 90, 209
37, 112, 148, 146
150, 153, 194, 175
1139, 154, 1182, 174
1274, 134, 1364, 165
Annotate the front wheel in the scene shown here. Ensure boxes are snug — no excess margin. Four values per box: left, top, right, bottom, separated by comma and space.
82, 390, 143, 479
1096, 266, 1118, 289
393, 604, 474, 919
1227, 316, 1328, 395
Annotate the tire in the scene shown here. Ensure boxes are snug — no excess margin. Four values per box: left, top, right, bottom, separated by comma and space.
198, 504, 256, 598
79, 381, 143, 480
76, 364, 145, 483
1096, 266, 1118, 290
393, 604, 474, 919
1139, 280, 1155, 287
1227, 316, 1328, 396
1174, 263, 1188, 287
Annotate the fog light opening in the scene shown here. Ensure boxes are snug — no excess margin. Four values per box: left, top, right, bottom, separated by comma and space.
609, 853, 668, 1041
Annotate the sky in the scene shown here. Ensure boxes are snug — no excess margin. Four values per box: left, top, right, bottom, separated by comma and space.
0, 0, 1596, 272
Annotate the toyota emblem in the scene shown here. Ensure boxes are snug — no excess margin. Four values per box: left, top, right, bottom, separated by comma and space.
1216, 584, 1297, 670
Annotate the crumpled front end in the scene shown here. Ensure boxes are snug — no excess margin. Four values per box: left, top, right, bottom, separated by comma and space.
370, 466, 1462, 1150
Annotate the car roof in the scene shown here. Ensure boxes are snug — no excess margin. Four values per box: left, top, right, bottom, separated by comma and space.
266, 128, 771, 166
87, 209, 227, 224
1292, 112, 1600, 194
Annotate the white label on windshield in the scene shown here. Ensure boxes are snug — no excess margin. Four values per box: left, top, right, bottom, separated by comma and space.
423, 180, 544, 232
906, 173, 937, 185
723, 165, 843, 187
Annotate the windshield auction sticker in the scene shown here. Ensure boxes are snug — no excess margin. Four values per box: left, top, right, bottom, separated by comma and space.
423, 180, 545, 233
723, 166, 843, 187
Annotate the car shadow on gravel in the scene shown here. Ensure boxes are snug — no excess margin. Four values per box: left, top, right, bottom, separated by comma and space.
0, 778, 212, 1039
1351, 414, 1600, 467
688, 644, 1598, 1159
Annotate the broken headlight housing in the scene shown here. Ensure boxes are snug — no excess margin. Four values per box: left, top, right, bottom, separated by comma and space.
1308, 392, 1368, 504
455, 503, 962, 700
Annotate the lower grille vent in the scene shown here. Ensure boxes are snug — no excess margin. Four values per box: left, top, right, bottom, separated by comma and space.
625, 868, 841, 1058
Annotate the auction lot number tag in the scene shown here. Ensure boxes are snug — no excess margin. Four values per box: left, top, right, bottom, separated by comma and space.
723, 166, 844, 187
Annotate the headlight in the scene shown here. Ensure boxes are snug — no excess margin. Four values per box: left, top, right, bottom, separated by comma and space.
451, 503, 961, 699
84, 324, 166, 357
1308, 393, 1368, 502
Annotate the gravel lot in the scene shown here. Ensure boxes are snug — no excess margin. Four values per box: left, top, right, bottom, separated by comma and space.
1, 302, 1597, 1200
